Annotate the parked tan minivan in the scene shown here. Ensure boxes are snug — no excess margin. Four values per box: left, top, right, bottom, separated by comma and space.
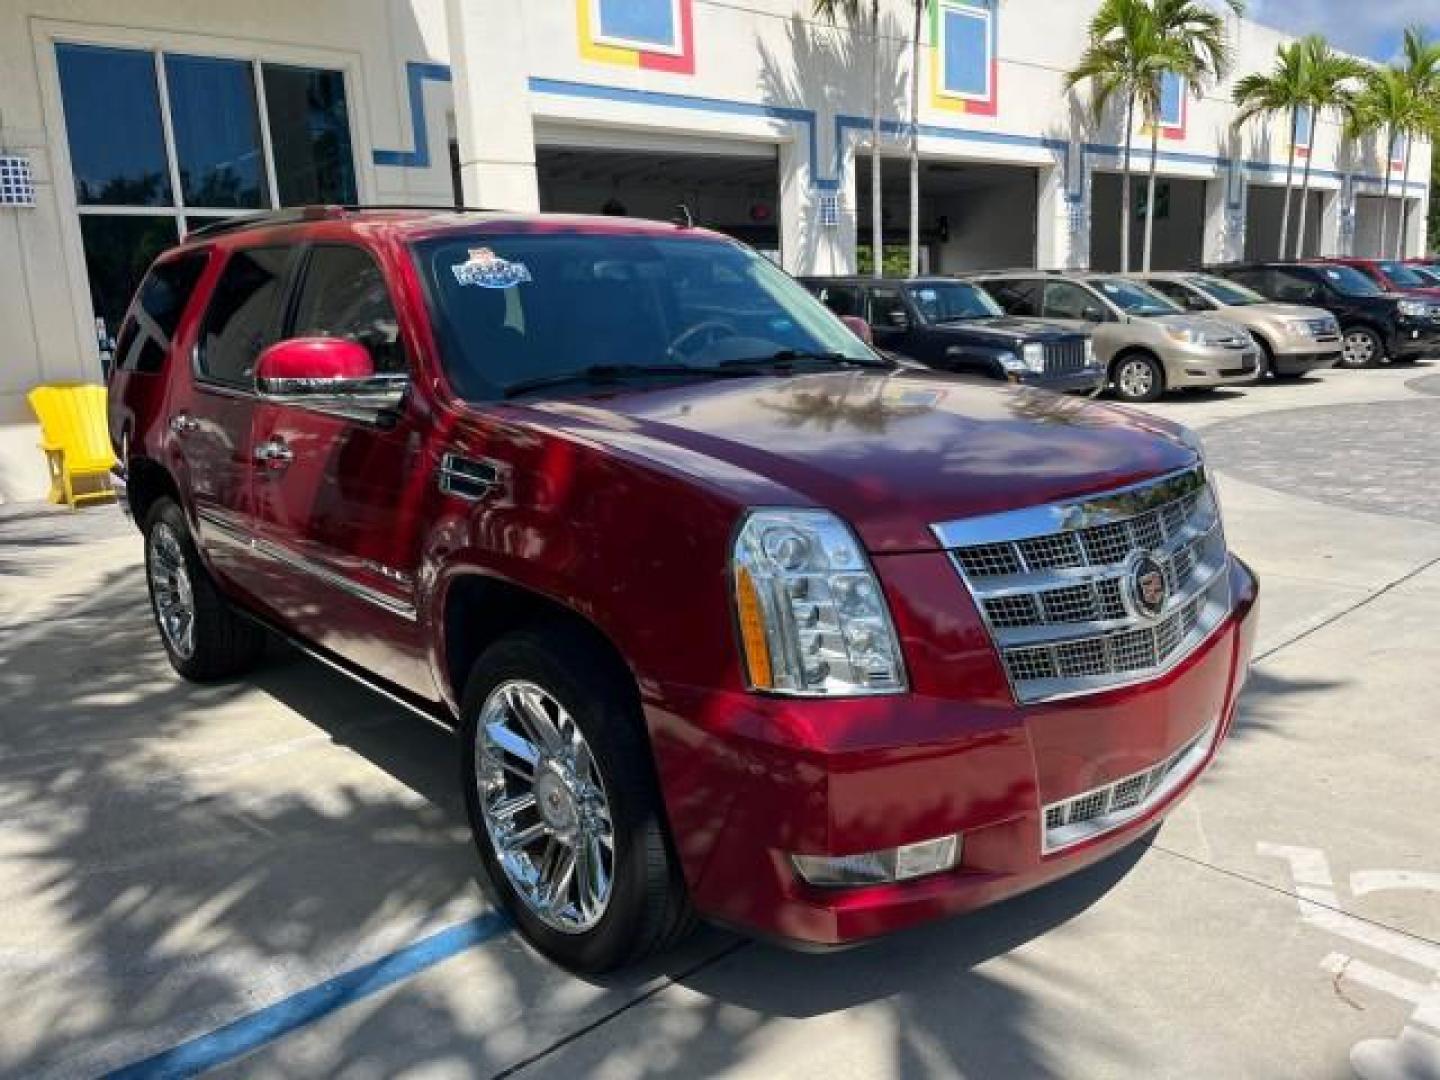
1136, 273, 1341, 378
971, 271, 1259, 402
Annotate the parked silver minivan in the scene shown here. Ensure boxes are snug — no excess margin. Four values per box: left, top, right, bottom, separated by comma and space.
971, 271, 1259, 402
1136, 272, 1341, 377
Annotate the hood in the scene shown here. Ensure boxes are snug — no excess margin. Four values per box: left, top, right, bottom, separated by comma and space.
511, 370, 1198, 553
1151, 313, 1251, 340
1247, 302, 1334, 320
933, 317, 1082, 340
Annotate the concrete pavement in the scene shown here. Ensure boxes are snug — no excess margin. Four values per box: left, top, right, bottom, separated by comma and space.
1, 362, 1438, 1078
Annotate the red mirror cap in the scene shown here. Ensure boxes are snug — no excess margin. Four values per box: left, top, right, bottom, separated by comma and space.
254, 337, 374, 382
840, 315, 873, 345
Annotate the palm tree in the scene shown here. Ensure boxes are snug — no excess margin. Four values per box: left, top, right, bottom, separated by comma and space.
905, 0, 934, 277
1066, 0, 1241, 273
814, 0, 884, 277
1352, 66, 1431, 258
1233, 40, 1309, 260
1393, 27, 1440, 258
1293, 38, 1366, 258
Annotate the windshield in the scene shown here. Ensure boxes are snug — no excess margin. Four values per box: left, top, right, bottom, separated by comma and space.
1188, 274, 1266, 307
1378, 261, 1432, 288
1315, 264, 1384, 297
413, 233, 878, 399
1412, 264, 1440, 285
905, 281, 1003, 322
1090, 277, 1183, 317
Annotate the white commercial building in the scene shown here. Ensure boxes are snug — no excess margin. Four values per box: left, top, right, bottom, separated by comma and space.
0, 0, 1431, 501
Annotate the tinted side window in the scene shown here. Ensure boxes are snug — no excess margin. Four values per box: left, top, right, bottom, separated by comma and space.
1043, 282, 1099, 320
813, 284, 863, 319
868, 288, 909, 327
118, 252, 209, 373
291, 245, 407, 374
198, 246, 291, 386
1271, 269, 1321, 303
986, 279, 1041, 317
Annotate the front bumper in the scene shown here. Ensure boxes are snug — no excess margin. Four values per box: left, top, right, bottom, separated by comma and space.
1164, 343, 1260, 388
1011, 368, 1107, 394
648, 557, 1258, 947
1389, 321, 1440, 358
1270, 347, 1341, 375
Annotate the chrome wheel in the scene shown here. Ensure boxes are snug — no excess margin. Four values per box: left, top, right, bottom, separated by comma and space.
1342, 330, 1378, 367
147, 522, 195, 659
1117, 358, 1156, 399
475, 680, 614, 934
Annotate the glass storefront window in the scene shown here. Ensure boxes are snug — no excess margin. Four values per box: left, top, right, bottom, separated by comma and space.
55, 41, 358, 352
56, 44, 172, 206
262, 65, 357, 205
165, 54, 268, 209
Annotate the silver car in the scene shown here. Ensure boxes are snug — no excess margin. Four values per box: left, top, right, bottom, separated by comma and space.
972, 272, 1260, 402
1136, 272, 1341, 378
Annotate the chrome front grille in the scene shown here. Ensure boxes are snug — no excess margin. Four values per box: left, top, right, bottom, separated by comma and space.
933, 466, 1233, 703
1043, 339, 1089, 375
1042, 721, 1216, 851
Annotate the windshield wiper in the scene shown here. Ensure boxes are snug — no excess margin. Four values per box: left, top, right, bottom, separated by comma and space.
716, 349, 891, 372
503, 363, 710, 398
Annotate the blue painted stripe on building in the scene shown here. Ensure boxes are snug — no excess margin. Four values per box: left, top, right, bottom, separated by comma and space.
105, 913, 510, 1079
373, 61, 453, 168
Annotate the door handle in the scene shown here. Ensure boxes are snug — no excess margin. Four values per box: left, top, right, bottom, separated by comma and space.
253, 437, 294, 472
169, 412, 199, 435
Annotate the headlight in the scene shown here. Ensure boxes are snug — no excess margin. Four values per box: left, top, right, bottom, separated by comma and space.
1021, 343, 1046, 373
1398, 299, 1427, 318
996, 350, 1025, 373
732, 509, 906, 696
1084, 338, 1097, 366
1283, 319, 1314, 338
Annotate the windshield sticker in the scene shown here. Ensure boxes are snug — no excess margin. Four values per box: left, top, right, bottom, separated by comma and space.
1100, 282, 1121, 294
918, 288, 938, 301
451, 248, 532, 289
1323, 269, 1342, 281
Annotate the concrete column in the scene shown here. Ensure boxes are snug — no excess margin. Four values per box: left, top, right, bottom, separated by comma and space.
779, 131, 855, 275
1318, 188, 1342, 257
1202, 171, 1244, 264
1036, 163, 1073, 270
446, 0, 539, 211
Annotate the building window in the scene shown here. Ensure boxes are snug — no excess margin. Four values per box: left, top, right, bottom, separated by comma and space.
1293, 105, 1313, 152
592, 0, 682, 54
54, 42, 357, 345
1158, 72, 1185, 131
940, 2, 992, 101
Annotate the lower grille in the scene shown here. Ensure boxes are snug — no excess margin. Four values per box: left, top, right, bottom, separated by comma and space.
933, 466, 1234, 703
1043, 339, 1089, 375
1042, 721, 1216, 852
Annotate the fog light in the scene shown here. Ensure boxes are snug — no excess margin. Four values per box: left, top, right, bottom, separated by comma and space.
792, 835, 960, 887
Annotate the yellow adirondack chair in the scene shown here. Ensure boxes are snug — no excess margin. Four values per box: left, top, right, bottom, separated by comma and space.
27, 383, 117, 508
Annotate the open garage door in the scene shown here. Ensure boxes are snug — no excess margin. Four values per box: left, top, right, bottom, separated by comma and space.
1245, 185, 1324, 260
535, 138, 781, 261
855, 155, 1038, 274
1090, 173, 1206, 271
1352, 194, 1411, 258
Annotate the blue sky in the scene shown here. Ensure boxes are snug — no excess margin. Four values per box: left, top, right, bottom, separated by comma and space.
1245, 0, 1440, 62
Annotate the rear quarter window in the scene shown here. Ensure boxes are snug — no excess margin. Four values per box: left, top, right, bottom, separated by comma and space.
114, 251, 209, 373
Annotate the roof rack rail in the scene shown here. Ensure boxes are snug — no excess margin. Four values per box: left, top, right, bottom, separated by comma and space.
185, 203, 502, 241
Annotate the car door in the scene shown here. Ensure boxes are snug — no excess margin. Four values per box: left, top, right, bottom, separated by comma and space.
1040, 281, 1125, 364
249, 241, 435, 695
178, 244, 297, 594
866, 286, 917, 353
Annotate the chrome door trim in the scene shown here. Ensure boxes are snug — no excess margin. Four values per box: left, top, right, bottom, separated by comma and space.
196, 508, 418, 622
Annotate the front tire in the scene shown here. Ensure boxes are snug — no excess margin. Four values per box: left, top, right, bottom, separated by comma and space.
460, 626, 692, 972
143, 499, 265, 681
1112, 353, 1165, 403
1340, 326, 1385, 368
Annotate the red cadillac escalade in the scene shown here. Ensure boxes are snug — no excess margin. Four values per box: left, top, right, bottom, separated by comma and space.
108, 207, 1257, 972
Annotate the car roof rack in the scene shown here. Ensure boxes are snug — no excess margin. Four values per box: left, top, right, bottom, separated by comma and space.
185, 203, 502, 241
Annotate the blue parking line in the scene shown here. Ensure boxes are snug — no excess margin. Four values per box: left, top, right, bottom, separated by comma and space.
106, 912, 511, 1079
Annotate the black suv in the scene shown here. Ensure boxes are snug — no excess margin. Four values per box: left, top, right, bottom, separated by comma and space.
1209, 262, 1440, 368
802, 276, 1103, 393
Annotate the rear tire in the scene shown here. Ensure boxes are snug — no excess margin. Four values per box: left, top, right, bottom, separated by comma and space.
1111, 353, 1165, 403
1340, 326, 1385, 368
460, 625, 693, 972
142, 499, 265, 681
